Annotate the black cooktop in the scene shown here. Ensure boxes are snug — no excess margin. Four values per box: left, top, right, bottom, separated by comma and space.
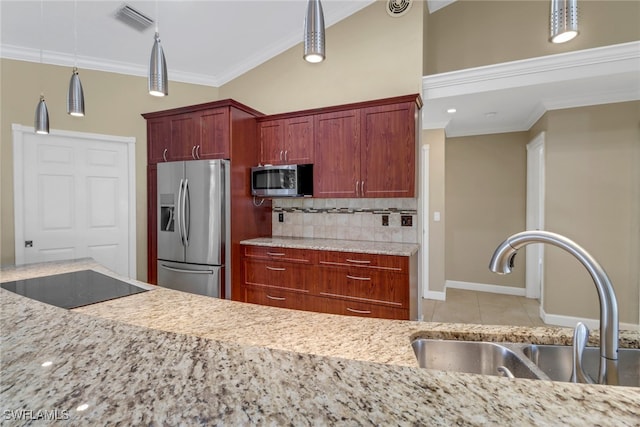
1, 270, 149, 309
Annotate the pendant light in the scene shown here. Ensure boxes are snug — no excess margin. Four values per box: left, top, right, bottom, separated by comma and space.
34, 0, 49, 134
550, 0, 579, 43
67, 0, 85, 116
35, 95, 50, 135
303, 0, 325, 63
148, 0, 168, 96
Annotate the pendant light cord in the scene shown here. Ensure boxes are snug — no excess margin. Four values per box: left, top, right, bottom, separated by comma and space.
73, 0, 78, 69
155, 0, 159, 33
39, 0, 44, 97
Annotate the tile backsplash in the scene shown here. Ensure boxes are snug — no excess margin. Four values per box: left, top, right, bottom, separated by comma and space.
272, 198, 418, 244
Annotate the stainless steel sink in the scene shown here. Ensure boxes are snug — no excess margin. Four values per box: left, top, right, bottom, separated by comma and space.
411, 339, 539, 379
522, 344, 640, 387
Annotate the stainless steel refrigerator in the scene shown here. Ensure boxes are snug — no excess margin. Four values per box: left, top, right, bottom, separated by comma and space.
157, 159, 230, 299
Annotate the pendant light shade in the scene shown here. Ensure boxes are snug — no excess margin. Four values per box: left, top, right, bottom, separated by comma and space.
148, 32, 168, 96
550, 0, 579, 43
35, 95, 50, 135
303, 0, 325, 63
67, 67, 85, 116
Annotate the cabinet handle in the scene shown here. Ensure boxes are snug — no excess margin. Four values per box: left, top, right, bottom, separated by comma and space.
346, 274, 371, 281
196, 145, 200, 159
346, 307, 372, 314
279, 150, 283, 161
361, 181, 365, 196
162, 148, 168, 162
266, 266, 286, 271
355, 181, 359, 197
284, 150, 288, 161
346, 258, 371, 264
191, 145, 197, 159
266, 294, 286, 301
267, 251, 285, 256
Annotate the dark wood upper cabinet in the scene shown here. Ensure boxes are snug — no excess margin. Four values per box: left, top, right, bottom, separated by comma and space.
198, 108, 230, 159
258, 116, 314, 165
360, 102, 416, 198
147, 118, 170, 164
313, 95, 420, 198
313, 109, 360, 198
169, 113, 196, 161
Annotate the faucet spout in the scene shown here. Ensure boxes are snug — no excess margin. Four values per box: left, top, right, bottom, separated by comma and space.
489, 230, 619, 385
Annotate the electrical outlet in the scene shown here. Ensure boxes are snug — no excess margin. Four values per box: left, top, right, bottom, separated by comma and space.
278, 213, 284, 223
382, 215, 389, 226
401, 215, 412, 227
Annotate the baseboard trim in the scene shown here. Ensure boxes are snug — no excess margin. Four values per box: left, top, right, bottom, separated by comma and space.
540, 307, 638, 331
423, 289, 446, 301
445, 280, 526, 297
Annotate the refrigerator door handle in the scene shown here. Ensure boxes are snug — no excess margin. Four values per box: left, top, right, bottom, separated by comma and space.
159, 264, 214, 275
183, 178, 190, 247
176, 179, 185, 247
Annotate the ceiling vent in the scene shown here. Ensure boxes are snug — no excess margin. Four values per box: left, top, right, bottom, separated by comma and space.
115, 4, 154, 32
386, 0, 413, 17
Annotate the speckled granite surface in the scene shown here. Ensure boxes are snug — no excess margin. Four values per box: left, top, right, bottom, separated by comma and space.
240, 236, 420, 256
1, 259, 639, 425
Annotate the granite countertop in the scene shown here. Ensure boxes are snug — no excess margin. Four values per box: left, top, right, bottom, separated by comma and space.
1, 259, 639, 425
240, 236, 420, 256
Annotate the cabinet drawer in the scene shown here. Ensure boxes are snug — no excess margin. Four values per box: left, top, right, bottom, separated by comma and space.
244, 259, 312, 292
245, 287, 317, 311
317, 267, 408, 308
318, 251, 407, 272
320, 297, 408, 320
243, 245, 314, 263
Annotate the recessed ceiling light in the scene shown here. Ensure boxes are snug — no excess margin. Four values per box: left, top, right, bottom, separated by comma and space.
446, 108, 457, 114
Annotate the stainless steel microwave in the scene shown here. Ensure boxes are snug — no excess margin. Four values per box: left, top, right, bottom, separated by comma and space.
251, 164, 313, 197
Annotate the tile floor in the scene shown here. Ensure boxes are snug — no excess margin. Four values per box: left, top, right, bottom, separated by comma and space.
422, 288, 546, 327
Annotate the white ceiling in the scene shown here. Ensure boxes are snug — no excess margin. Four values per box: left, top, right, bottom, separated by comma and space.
0, 0, 376, 87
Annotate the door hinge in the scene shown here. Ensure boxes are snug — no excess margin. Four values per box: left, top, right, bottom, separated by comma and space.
25, 240, 33, 248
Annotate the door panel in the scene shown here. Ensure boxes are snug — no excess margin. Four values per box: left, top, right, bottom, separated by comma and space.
21, 134, 130, 277
157, 161, 186, 262
157, 260, 221, 298
184, 160, 225, 265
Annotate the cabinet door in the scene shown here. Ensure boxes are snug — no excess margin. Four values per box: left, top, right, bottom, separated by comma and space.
313, 110, 360, 198
360, 102, 416, 197
283, 117, 314, 164
259, 120, 284, 164
169, 113, 196, 160
198, 108, 230, 159
147, 118, 170, 164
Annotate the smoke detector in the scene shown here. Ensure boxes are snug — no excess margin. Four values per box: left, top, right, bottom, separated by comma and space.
114, 4, 154, 32
386, 0, 413, 17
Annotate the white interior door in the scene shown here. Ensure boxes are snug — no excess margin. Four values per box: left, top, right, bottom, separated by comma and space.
13, 125, 136, 278
525, 132, 545, 300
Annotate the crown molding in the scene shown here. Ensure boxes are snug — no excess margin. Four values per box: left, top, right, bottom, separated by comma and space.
422, 41, 640, 100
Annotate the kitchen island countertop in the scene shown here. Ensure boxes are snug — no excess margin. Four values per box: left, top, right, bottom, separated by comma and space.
1, 259, 638, 425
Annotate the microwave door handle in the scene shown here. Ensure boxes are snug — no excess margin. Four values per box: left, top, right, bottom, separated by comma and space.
182, 178, 190, 247
176, 179, 185, 246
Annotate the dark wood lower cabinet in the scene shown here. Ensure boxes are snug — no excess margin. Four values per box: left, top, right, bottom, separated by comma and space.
241, 244, 415, 320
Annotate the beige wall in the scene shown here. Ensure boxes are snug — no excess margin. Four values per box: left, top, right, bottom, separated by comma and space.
424, 0, 640, 75
219, 0, 423, 114
531, 101, 640, 325
0, 59, 218, 279
445, 132, 528, 288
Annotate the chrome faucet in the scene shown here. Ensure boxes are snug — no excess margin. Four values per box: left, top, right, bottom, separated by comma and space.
488, 230, 619, 386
